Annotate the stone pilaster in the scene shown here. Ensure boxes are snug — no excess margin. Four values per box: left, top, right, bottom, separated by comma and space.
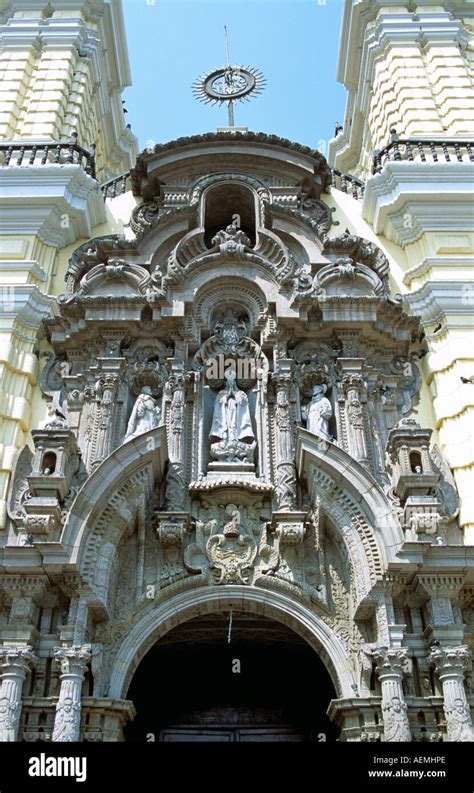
270, 367, 297, 511
165, 365, 192, 511
374, 647, 411, 742
0, 646, 37, 741
90, 356, 126, 467
52, 644, 91, 742
430, 645, 474, 742
340, 372, 369, 466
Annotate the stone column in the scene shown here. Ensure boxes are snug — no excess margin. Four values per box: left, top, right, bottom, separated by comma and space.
373, 647, 411, 742
52, 645, 91, 742
430, 645, 474, 742
270, 370, 297, 511
165, 367, 191, 511
0, 646, 36, 741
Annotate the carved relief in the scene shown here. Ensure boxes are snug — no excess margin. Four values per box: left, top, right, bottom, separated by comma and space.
4, 131, 466, 744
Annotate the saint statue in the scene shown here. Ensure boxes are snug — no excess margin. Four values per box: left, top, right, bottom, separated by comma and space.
209, 371, 256, 463
301, 384, 333, 440
125, 386, 161, 441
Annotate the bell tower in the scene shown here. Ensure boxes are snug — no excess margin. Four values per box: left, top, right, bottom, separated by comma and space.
0, 0, 137, 176
0, 0, 138, 530
328, 0, 474, 543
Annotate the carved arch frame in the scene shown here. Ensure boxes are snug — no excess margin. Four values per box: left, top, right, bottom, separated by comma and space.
108, 585, 356, 701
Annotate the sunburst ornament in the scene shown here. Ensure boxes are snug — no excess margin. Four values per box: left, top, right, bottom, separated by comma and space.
192, 27, 266, 127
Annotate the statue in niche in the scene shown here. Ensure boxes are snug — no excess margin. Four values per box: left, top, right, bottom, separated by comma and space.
124, 386, 161, 441
302, 384, 332, 441
210, 371, 256, 463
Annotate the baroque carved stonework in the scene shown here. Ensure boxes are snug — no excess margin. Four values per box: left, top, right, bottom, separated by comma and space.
3, 130, 467, 744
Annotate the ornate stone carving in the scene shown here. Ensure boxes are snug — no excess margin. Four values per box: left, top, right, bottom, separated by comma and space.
193, 308, 261, 389
184, 505, 257, 585
373, 647, 412, 742
155, 514, 189, 588
211, 224, 251, 255
301, 384, 332, 441
164, 370, 192, 511
64, 235, 137, 296
130, 199, 163, 237
209, 371, 256, 464
52, 645, 91, 742
124, 387, 162, 441
0, 646, 37, 742
207, 510, 257, 585
430, 645, 474, 742
4, 124, 466, 745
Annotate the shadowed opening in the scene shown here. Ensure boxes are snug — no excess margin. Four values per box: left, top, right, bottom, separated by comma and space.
124, 612, 339, 743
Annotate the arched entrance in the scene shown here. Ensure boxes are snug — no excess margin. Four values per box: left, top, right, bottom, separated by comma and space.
124, 612, 339, 742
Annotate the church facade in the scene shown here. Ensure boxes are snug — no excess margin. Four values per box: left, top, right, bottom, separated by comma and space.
0, 0, 473, 743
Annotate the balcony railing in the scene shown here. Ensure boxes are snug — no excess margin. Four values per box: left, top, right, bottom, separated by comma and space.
373, 132, 474, 173
101, 172, 131, 199
330, 168, 365, 200
0, 141, 96, 178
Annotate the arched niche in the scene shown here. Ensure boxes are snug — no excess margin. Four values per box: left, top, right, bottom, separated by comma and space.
202, 181, 258, 248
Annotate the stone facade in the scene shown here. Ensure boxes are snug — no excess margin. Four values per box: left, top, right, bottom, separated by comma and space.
0, 0, 473, 743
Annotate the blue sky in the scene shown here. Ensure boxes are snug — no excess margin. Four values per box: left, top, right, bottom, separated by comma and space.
121, 0, 347, 156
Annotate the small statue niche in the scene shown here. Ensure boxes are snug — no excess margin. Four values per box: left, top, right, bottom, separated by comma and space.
124, 386, 162, 442
41, 452, 57, 475
410, 452, 422, 474
209, 370, 256, 466
301, 383, 333, 441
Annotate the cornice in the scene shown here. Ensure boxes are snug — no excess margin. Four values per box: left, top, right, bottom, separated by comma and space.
404, 256, 474, 286
0, 165, 106, 247
0, 260, 48, 283
404, 281, 474, 328
0, 284, 54, 335
134, 130, 330, 170
362, 162, 474, 245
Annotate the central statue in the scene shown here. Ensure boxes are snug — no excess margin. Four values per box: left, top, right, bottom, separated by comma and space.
209, 371, 256, 463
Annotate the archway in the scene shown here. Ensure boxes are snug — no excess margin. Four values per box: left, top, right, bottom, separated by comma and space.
124, 612, 339, 743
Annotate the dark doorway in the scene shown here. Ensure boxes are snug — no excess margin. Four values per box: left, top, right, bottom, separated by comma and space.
124, 613, 339, 742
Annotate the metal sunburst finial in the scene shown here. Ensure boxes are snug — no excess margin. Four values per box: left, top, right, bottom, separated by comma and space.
192, 26, 266, 127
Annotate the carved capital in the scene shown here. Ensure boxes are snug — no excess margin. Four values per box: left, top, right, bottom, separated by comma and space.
53, 645, 92, 677
430, 645, 472, 679
0, 646, 37, 674
155, 516, 189, 549
417, 575, 465, 600
275, 521, 305, 546
340, 373, 366, 395
373, 646, 409, 680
